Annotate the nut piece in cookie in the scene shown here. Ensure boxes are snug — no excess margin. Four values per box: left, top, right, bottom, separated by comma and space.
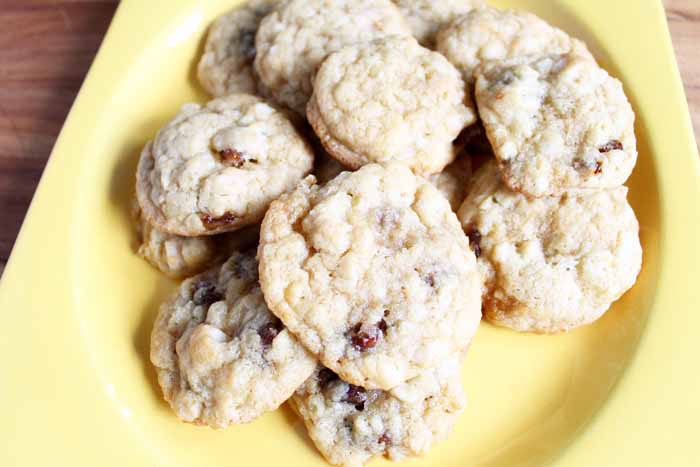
308, 36, 475, 176
254, 0, 411, 114
436, 6, 593, 83
258, 164, 482, 389
150, 250, 317, 428
392, 0, 485, 48
475, 52, 637, 196
457, 161, 642, 333
290, 360, 465, 467
197, 0, 276, 97
135, 94, 314, 236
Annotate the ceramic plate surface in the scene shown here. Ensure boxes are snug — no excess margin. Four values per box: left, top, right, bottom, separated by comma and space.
1, 0, 699, 465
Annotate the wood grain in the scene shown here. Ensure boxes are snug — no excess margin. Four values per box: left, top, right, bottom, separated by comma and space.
0, 1, 118, 276
0, 0, 697, 276
664, 0, 700, 138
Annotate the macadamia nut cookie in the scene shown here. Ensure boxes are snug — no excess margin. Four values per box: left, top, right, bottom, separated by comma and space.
308, 36, 475, 176
136, 94, 314, 236
475, 53, 637, 196
458, 162, 642, 333
436, 6, 591, 83
197, 0, 276, 97
258, 164, 482, 389
254, 0, 411, 114
150, 250, 317, 427
392, 0, 486, 47
290, 360, 465, 467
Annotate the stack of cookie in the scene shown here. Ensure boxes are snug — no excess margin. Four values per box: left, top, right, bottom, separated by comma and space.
136, 1, 642, 466
438, 8, 643, 333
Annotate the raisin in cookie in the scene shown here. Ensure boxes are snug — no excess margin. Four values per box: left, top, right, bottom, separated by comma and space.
457, 161, 642, 333
258, 164, 482, 389
136, 95, 314, 236
197, 0, 276, 97
132, 197, 258, 279
475, 52, 637, 197
150, 250, 317, 428
392, 0, 485, 47
436, 6, 592, 83
254, 0, 410, 114
308, 36, 475, 176
290, 361, 465, 467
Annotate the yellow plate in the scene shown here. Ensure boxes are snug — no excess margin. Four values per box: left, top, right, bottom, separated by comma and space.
1, 0, 698, 465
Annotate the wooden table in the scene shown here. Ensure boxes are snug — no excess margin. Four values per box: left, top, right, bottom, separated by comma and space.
0, 1, 698, 275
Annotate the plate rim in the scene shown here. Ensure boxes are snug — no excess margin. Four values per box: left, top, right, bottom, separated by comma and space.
0, 0, 699, 465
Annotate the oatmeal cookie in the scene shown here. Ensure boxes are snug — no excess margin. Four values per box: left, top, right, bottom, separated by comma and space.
135, 95, 314, 236
436, 6, 592, 83
197, 0, 276, 97
308, 36, 475, 176
258, 164, 482, 389
290, 361, 465, 467
254, 0, 410, 114
392, 0, 485, 47
150, 250, 317, 427
457, 161, 642, 333
475, 52, 637, 196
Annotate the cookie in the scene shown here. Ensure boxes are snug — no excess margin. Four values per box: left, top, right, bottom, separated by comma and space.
132, 197, 260, 279
475, 52, 637, 196
254, 0, 410, 114
457, 161, 642, 333
436, 6, 592, 83
290, 360, 465, 467
426, 153, 472, 212
308, 36, 475, 176
197, 0, 276, 97
392, 0, 485, 47
258, 164, 482, 389
150, 250, 317, 428
135, 94, 314, 236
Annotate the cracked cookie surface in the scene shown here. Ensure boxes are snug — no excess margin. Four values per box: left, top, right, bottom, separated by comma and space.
290, 360, 465, 467
136, 94, 314, 236
258, 164, 481, 389
150, 250, 317, 427
475, 53, 637, 196
197, 0, 276, 97
254, 0, 410, 114
308, 36, 475, 176
457, 161, 642, 333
